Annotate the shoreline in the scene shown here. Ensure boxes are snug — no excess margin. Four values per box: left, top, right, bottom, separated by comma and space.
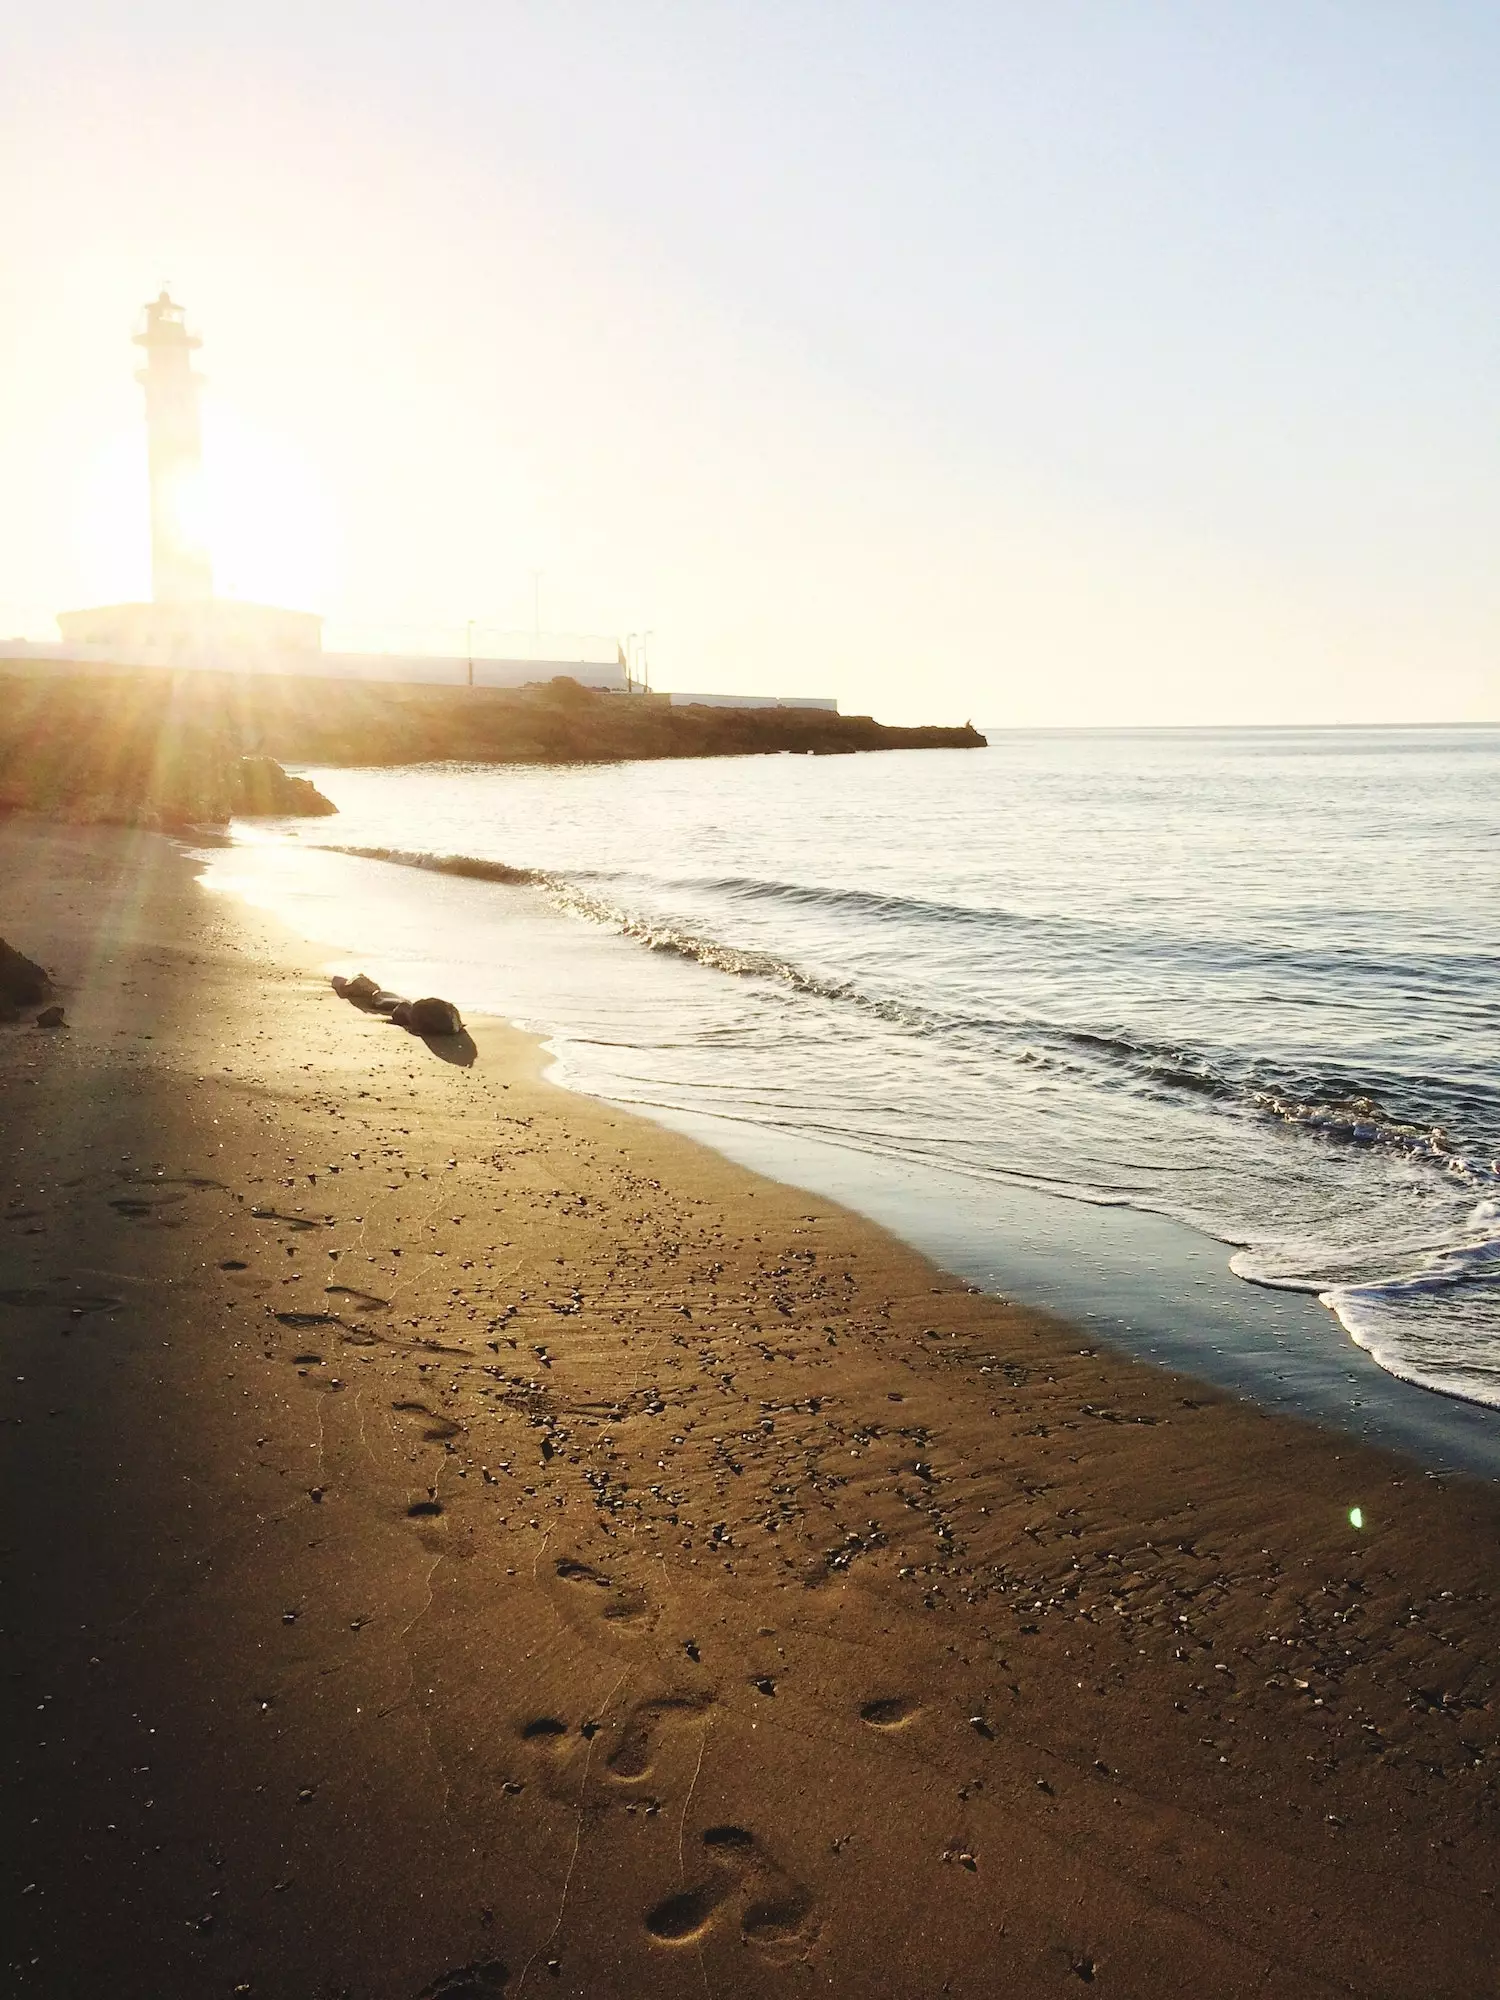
4, 817, 1499, 1998
611, 1097, 1500, 1478
204, 823, 1500, 1476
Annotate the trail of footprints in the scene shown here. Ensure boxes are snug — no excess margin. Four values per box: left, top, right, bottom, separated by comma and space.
499, 1556, 827, 1964
645, 1825, 818, 1951
551, 1552, 653, 1631
110, 1190, 887, 1982
91, 1176, 925, 1985
608, 1691, 713, 1780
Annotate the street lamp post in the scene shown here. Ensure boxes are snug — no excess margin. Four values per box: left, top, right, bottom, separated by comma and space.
466, 618, 475, 688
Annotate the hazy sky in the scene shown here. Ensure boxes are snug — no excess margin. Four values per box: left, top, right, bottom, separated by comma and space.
2, 2, 1496, 723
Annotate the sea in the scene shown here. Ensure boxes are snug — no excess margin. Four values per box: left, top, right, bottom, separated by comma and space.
202, 726, 1500, 1471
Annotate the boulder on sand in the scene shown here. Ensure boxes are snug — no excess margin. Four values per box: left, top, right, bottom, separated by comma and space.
406, 996, 465, 1037
331, 975, 463, 1037
0, 938, 52, 1011
333, 973, 383, 1006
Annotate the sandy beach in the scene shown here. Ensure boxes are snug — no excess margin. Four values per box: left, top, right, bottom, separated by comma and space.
3, 818, 1498, 2000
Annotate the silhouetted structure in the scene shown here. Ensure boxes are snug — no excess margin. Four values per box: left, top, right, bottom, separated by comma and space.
134, 290, 213, 604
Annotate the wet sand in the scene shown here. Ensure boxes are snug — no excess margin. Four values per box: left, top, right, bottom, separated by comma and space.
3, 820, 1498, 1999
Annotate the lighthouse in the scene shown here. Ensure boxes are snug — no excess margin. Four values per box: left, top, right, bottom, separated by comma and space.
52, 291, 323, 667
134, 290, 214, 604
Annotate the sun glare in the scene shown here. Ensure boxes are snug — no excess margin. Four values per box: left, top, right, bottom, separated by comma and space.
202, 406, 337, 612
73, 430, 151, 605
68, 407, 336, 616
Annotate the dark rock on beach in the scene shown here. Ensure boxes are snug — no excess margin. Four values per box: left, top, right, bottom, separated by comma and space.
407, 996, 464, 1036
333, 973, 383, 1006
229, 756, 337, 818
0, 937, 52, 1010
332, 975, 463, 1037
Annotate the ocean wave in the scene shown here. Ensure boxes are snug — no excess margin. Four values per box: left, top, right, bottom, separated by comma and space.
324, 842, 1497, 1185
1321, 1226, 1500, 1408
556, 865, 1500, 994
1246, 1086, 1498, 1184
1052, 1027, 1498, 1181
316, 841, 945, 1024
324, 843, 544, 886
539, 878, 878, 1006
570, 870, 1048, 934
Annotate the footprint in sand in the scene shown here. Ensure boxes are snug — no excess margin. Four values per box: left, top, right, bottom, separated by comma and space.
860, 1696, 923, 1730
393, 1400, 463, 1443
108, 1189, 189, 1225
504, 1713, 584, 1800
107, 1175, 224, 1225
0, 1286, 121, 1315
520, 1716, 570, 1743
551, 1554, 653, 1631
643, 1877, 732, 1943
416, 1962, 508, 1998
325, 1283, 390, 1310
607, 1693, 715, 1781
644, 1825, 818, 1952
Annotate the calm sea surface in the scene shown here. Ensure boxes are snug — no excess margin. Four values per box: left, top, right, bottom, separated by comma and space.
209, 727, 1500, 1415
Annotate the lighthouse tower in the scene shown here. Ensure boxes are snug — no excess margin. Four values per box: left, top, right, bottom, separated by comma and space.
134, 290, 214, 604
50, 290, 321, 667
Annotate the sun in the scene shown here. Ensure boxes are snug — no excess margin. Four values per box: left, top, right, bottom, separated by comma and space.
69, 407, 337, 615
202, 404, 338, 611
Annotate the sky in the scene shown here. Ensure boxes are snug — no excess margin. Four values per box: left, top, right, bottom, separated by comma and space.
1, 1, 1496, 725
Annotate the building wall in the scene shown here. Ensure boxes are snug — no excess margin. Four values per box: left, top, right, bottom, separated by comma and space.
666, 691, 839, 712
55, 600, 323, 665
0, 639, 630, 693
320, 653, 628, 692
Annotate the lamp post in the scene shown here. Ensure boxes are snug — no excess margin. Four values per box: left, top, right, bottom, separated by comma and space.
642, 630, 654, 694
466, 618, 475, 688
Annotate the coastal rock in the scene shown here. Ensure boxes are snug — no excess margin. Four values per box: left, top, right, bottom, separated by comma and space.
335, 973, 384, 1006
407, 996, 464, 1036
230, 757, 337, 818
408, 996, 468, 1040
331, 974, 462, 1036
0, 938, 52, 1009
35, 1004, 65, 1029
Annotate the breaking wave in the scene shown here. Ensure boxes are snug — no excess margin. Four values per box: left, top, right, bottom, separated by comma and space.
325, 844, 543, 886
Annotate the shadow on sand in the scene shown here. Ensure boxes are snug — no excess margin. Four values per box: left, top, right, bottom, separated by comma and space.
422, 1028, 477, 1067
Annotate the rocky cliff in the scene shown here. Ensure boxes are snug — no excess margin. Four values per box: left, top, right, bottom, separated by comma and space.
0, 665, 985, 827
